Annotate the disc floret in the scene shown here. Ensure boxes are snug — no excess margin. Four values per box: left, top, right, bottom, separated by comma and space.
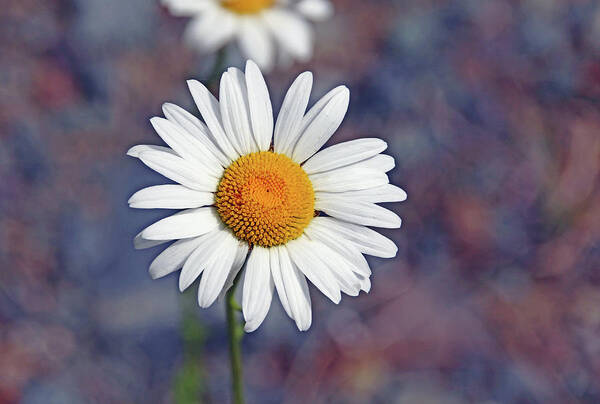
215, 151, 315, 247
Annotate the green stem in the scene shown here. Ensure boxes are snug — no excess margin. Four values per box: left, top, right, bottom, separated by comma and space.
174, 289, 208, 404
226, 273, 245, 404
207, 47, 228, 88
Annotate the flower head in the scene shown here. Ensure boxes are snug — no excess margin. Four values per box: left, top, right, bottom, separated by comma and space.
129, 61, 407, 332
161, 0, 333, 71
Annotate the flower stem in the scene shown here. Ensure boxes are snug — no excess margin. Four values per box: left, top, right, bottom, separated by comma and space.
226, 273, 245, 404
174, 289, 209, 404
208, 47, 228, 85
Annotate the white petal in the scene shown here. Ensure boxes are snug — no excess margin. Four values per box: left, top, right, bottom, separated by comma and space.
302, 138, 387, 174
357, 154, 395, 173
316, 199, 402, 228
245, 60, 273, 151
219, 240, 250, 298
220, 69, 257, 155
129, 185, 214, 209
273, 72, 313, 155
303, 221, 370, 277
312, 217, 398, 258
263, 9, 313, 62
292, 86, 350, 163
162, 0, 212, 16
188, 79, 239, 161
133, 232, 169, 250
311, 240, 361, 296
359, 275, 371, 293
286, 236, 341, 304
150, 117, 223, 178
137, 149, 219, 192
238, 20, 275, 72
178, 228, 229, 291
272, 246, 312, 331
316, 184, 407, 204
309, 165, 388, 193
127, 144, 175, 158
162, 103, 231, 167
140, 207, 220, 240
268, 248, 289, 316
183, 10, 237, 53
297, 86, 346, 137
197, 230, 241, 307
296, 0, 333, 21
242, 247, 274, 332
149, 236, 204, 279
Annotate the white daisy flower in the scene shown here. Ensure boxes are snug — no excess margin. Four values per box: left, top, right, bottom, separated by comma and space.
161, 0, 333, 71
129, 61, 407, 332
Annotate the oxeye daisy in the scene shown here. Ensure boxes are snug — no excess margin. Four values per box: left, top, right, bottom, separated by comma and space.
161, 0, 333, 71
128, 61, 406, 332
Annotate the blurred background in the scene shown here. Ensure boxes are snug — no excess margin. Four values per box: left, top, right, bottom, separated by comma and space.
2, 0, 600, 403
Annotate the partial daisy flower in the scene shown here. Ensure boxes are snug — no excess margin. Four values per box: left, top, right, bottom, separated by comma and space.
129, 61, 406, 332
161, 0, 333, 71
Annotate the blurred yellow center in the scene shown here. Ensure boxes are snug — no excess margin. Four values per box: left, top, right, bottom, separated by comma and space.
220, 0, 275, 14
215, 151, 315, 247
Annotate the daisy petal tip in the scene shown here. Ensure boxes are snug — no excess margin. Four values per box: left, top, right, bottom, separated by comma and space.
245, 59, 259, 71
149, 121, 166, 139
186, 79, 202, 92
296, 322, 310, 332
148, 266, 164, 281
244, 321, 260, 333
384, 213, 403, 229
149, 115, 161, 124
360, 278, 372, 293
329, 84, 349, 99
298, 71, 314, 84
139, 228, 152, 240
339, 86, 350, 102
133, 233, 159, 250
377, 138, 388, 150
399, 192, 408, 202
197, 295, 214, 309
126, 146, 142, 158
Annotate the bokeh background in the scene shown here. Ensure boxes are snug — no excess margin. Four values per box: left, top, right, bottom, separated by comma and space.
2, 0, 600, 403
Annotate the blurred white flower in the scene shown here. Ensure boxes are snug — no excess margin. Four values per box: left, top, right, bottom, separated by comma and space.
128, 61, 406, 332
162, 0, 333, 71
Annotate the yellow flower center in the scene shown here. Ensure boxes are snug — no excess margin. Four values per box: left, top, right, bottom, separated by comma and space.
220, 0, 275, 14
215, 151, 315, 247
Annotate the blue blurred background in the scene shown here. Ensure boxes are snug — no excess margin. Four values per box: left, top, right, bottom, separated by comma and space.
2, 0, 600, 403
